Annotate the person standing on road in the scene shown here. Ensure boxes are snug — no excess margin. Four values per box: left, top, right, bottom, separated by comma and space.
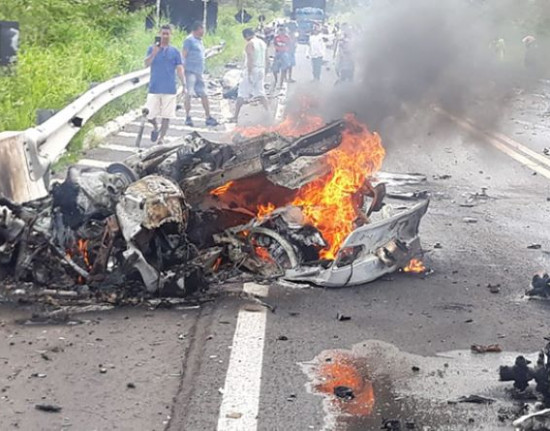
308, 25, 325, 81
182, 21, 218, 127
232, 28, 270, 123
287, 25, 298, 83
144, 25, 185, 145
334, 28, 355, 85
272, 25, 291, 90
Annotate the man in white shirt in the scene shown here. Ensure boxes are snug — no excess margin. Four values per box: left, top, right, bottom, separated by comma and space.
308, 25, 325, 81
232, 28, 270, 123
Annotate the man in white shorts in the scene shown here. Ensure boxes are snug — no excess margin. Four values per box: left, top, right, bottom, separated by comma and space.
231, 28, 270, 123
144, 25, 185, 144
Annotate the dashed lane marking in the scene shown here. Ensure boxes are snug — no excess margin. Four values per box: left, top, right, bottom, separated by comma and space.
126, 123, 235, 134
76, 159, 111, 169
217, 283, 268, 431
99, 143, 142, 153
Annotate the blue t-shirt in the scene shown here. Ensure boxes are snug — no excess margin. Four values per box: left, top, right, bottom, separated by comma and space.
183, 35, 205, 75
146, 45, 182, 95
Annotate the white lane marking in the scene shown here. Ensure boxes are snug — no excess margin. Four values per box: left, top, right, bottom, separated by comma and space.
76, 159, 111, 169
127, 123, 234, 134
117, 131, 180, 142
436, 108, 550, 180
217, 283, 268, 431
99, 143, 141, 153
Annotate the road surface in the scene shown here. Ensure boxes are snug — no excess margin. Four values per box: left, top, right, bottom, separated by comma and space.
2, 46, 550, 431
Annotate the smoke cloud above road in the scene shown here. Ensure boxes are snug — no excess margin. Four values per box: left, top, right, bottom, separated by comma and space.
305, 0, 547, 139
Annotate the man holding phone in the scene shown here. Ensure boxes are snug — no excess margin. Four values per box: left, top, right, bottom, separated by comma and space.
144, 25, 185, 144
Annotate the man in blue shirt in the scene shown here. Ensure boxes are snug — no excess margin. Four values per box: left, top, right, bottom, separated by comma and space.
182, 22, 218, 127
145, 25, 185, 144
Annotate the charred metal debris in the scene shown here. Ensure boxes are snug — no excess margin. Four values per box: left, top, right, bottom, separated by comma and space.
0, 119, 429, 305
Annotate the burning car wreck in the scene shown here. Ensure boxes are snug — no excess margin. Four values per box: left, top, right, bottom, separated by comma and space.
0, 113, 429, 303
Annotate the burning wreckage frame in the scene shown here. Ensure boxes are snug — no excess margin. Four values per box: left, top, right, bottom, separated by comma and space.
0, 117, 429, 300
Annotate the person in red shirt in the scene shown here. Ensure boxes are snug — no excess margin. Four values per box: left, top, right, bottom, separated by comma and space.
272, 25, 291, 89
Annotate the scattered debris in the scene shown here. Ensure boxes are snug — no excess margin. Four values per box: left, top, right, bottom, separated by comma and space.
527, 244, 542, 250
30, 373, 47, 378
527, 274, 550, 299
411, 366, 420, 372
0, 115, 430, 309
35, 404, 62, 413
334, 386, 355, 401
471, 344, 502, 354
127, 382, 136, 389
487, 284, 501, 294
543, 147, 550, 156
500, 355, 533, 392
513, 407, 550, 430
448, 395, 496, 405
463, 217, 478, 224
336, 313, 351, 322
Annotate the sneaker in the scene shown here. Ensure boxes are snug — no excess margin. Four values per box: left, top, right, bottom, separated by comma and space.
205, 117, 219, 127
185, 116, 194, 127
150, 128, 159, 142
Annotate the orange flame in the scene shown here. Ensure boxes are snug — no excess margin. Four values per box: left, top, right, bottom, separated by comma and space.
403, 258, 426, 274
210, 181, 235, 197
225, 109, 386, 262
254, 246, 274, 262
256, 203, 276, 221
77, 239, 91, 269
291, 114, 385, 259
233, 96, 325, 139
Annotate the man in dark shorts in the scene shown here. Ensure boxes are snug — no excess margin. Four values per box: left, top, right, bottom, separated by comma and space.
182, 21, 218, 127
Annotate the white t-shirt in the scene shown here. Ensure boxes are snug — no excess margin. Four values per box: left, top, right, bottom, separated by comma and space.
309, 34, 325, 59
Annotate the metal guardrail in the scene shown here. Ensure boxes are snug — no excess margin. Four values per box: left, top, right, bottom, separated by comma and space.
0, 43, 224, 203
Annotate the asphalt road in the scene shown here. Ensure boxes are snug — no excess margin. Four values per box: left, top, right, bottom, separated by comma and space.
2, 46, 550, 431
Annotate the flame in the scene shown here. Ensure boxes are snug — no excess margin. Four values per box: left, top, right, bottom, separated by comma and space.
403, 258, 426, 274
77, 239, 91, 269
210, 181, 234, 197
254, 246, 274, 262
212, 257, 222, 272
225, 108, 386, 261
291, 114, 385, 259
257, 203, 276, 221
233, 96, 325, 139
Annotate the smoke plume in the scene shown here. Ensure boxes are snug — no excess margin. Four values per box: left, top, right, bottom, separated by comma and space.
298, 0, 546, 140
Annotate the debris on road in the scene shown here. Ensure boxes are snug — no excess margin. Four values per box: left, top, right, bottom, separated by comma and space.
526, 274, 550, 298
513, 407, 550, 430
0, 111, 430, 309
35, 404, 62, 413
334, 385, 355, 401
336, 313, 351, 322
447, 395, 496, 405
487, 283, 501, 294
471, 344, 502, 354
527, 244, 542, 250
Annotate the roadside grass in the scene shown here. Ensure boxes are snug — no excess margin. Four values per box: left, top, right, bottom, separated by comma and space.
0, 1, 275, 170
